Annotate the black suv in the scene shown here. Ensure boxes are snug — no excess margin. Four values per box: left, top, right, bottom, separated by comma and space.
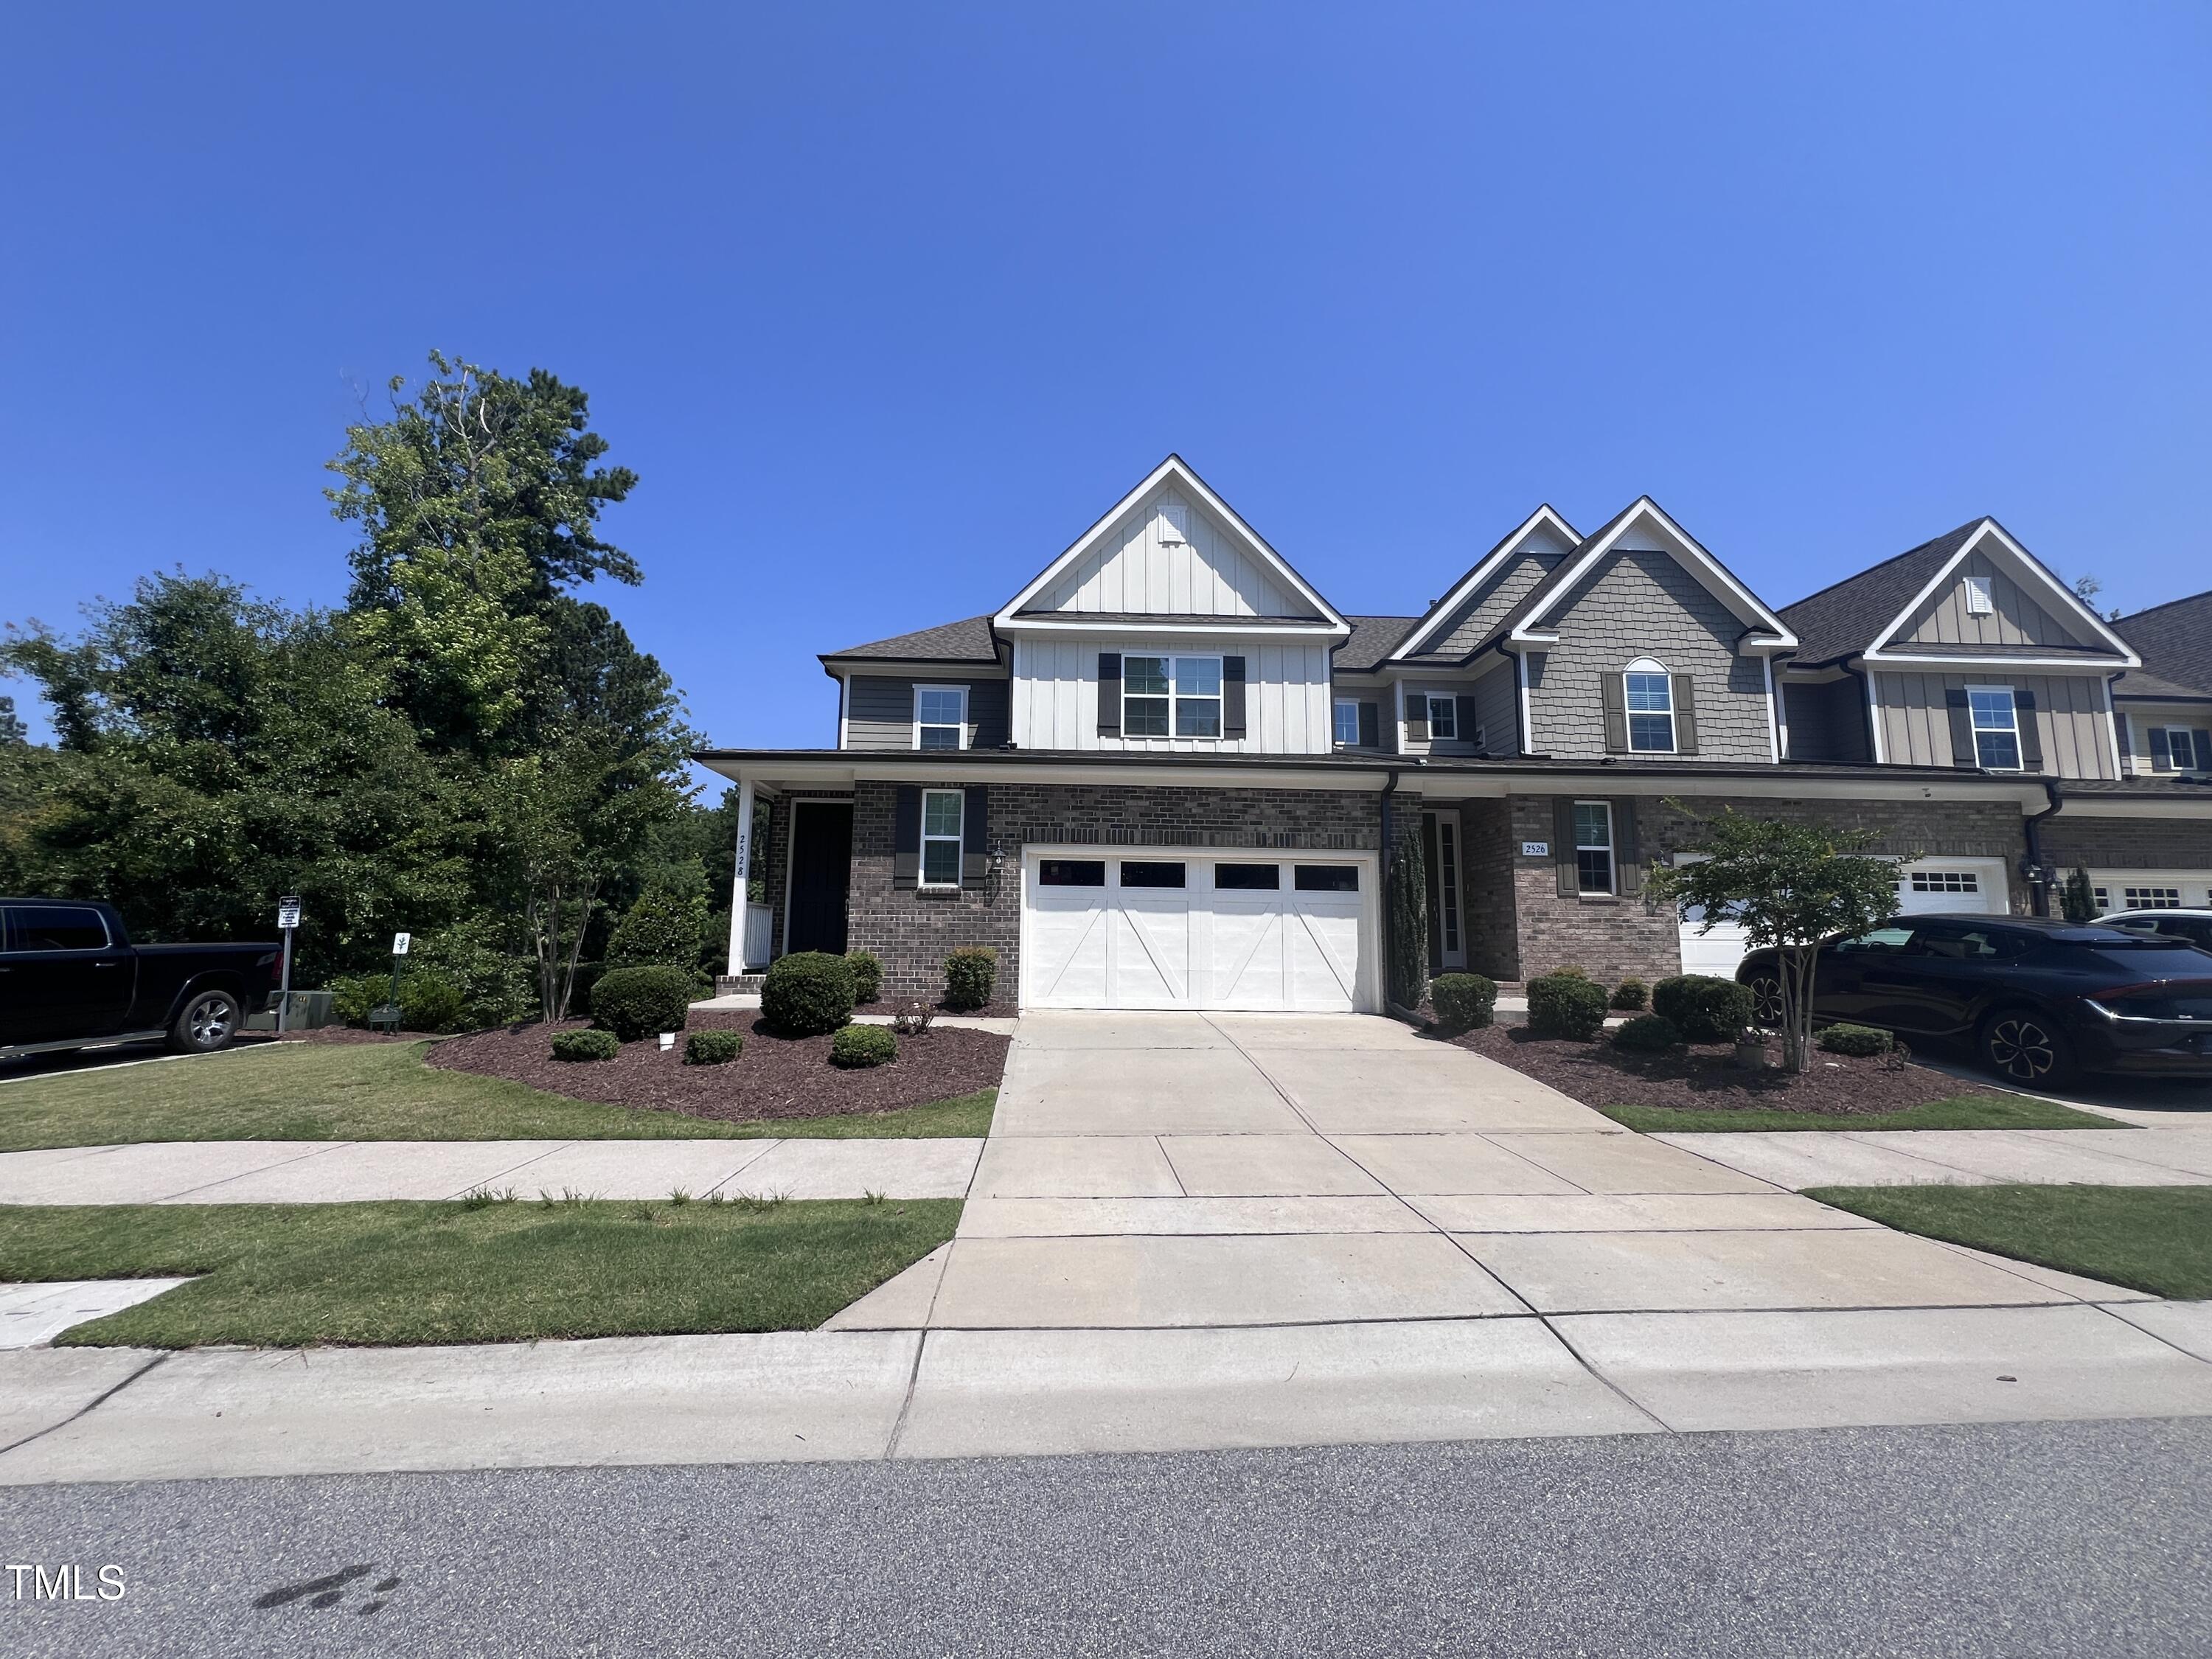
1735, 914, 2212, 1086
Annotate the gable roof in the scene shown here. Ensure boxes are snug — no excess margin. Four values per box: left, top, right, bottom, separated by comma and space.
2114, 588, 2212, 699
1386, 504, 1579, 661
993, 455, 1349, 636
1476, 497, 1797, 657
821, 613, 1001, 666
1781, 518, 2140, 669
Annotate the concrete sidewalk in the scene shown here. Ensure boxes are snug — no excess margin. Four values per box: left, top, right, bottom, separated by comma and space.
1654, 1126, 2212, 1191
0, 1136, 984, 1204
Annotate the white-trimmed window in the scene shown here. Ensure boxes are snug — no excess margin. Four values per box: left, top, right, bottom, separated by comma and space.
2125, 886, 2184, 909
1909, 870, 1981, 896
1124, 654, 1221, 739
1573, 800, 1615, 895
914, 685, 967, 751
1963, 574, 1994, 616
1625, 658, 1675, 753
2158, 728, 2203, 773
919, 790, 964, 888
1333, 698, 1360, 747
1967, 686, 2022, 771
1425, 694, 1457, 741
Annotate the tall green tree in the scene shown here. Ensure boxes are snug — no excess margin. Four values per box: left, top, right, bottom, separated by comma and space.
0, 694, 26, 745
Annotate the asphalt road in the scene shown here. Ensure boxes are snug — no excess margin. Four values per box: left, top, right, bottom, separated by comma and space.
4, 1418, 2208, 1658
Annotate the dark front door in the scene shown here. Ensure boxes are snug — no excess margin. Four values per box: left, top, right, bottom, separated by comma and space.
786, 802, 852, 956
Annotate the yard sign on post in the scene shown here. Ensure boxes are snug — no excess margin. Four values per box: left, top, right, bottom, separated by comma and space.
385, 931, 411, 1031
275, 895, 302, 1034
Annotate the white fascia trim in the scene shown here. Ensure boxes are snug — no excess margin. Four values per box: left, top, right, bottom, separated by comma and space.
994, 617, 1347, 640
1389, 504, 1581, 661
992, 455, 1349, 632
836, 673, 849, 749
2099, 676, 2126, 780
1862, 650, 2137, 670
1516, 653, 1533, 755
1762, 655, 1781, 762
1863, 522, 2141, 667
1505, 497, 1801, 654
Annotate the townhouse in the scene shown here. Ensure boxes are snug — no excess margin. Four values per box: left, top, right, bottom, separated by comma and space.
698, 458, 2212, 1012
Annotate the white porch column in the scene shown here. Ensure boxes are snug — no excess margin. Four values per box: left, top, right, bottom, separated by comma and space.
725, 775, 757, 977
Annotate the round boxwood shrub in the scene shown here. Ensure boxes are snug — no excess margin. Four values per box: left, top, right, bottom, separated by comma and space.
1652, 974, 1758, 1044
1612, 1013, 1685, 1053
1526, 971, 1610, 1041
1430, 973, 1498, 1034
552, 1028, 619, 1062
762, 951, 855, 1036
845, 950, 884, 1005
1609, 977, 1649, 1012
830, 1024, 897, 1068
684, 1029, 744, 1066
588, 964, 697, 1043
1818, 1022, 1894, 1057
396, 970, 468, 1034
945, 945, 998, 1011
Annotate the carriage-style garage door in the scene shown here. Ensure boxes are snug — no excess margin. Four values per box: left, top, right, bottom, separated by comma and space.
1020, 849, 1377, 1012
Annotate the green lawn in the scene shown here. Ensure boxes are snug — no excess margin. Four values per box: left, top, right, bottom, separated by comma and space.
1805, 1184, 2212, 1300
1599, 1093, 2117, 1134
0, 1040, 995, 1150
0, 1196, 961, 1347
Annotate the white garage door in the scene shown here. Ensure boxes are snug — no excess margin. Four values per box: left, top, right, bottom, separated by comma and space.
1020, 851, 1374, 1012
1676, 855, 2009, 978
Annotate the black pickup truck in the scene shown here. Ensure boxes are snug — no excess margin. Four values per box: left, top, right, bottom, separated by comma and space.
0, 899, 279, 1060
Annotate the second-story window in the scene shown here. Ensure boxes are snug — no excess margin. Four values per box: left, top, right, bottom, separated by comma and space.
1124, 655, 1221, 738
1333, 698, 1360, 747
2157, 727, 2203, 772
1425, 695, 1457, 740
915, 685, 967, 751
1968, 686, 2022, 770
1625, 659, 1675, 752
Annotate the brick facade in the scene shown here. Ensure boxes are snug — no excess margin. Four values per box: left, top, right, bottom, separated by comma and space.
2042, 813, 2212, 872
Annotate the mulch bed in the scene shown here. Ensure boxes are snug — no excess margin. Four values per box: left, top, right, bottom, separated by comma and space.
425, 1010, 1009, 1124
1448, 1024, 1985, 1116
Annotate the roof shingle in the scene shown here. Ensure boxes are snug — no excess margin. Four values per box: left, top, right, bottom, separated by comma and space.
1776, 521, 1983, 665
2115, 589, 2212, 698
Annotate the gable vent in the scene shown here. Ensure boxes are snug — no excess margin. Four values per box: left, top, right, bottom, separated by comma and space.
1156, 503, 1189, 545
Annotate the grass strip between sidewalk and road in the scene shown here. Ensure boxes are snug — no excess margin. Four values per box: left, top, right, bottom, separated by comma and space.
1599, 1093, 2117, 1135
0, 1196, 961, 1348
1804, 1184, 2212, 1300
0, 1040, 995, 1150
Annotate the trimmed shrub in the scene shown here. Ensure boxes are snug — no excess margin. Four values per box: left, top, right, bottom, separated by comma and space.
684, 1030, 744, 1066
845, 950, 884, 1004
1652, 975, 1758, 1044
411, 923, 535, 1029
762, 951, 855, 1036
1818, 1023, 1894, 1057
1551, 964, 1591, 980
945, 945, 998, 1011
605, 888, 708, 971
830, 1024, 897, 1068
1527, 971, 1610, 1041
327, 973, 388, 1028
397, 970, 468, 1034
1612, 1013, 1685, 1053
1610, 977, 1649, 1012
552, 1028, 619, 1062
1430, 973, 1498, 1034
589, 964, 696, 1043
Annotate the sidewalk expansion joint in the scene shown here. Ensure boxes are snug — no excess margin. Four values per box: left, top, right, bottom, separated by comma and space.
0, 1352, 170, 1461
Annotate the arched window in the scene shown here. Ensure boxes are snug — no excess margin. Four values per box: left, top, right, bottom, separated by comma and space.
1624, 658, 1675, 752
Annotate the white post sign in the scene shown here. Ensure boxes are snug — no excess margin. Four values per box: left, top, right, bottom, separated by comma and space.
275, 895, 302, 1034
276, 896, 302, 931
392, 932, 412, 957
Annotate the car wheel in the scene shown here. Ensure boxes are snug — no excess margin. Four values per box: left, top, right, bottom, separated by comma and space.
1978, 1007, 2074, 1088
1744, 973, 1784, 1029
170, 989, 241, 1054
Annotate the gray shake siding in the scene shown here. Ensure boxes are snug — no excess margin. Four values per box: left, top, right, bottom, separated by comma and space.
845, 675, 1010, 751
1522, 549, 1773, 762
1471, 662, 1518, 757
1433, 551, 1560, 656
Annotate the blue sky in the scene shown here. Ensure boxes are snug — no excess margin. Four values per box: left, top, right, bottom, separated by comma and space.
4, 3, 2207, 768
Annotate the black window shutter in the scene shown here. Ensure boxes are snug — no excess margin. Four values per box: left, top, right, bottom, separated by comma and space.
2115, 711, 2133, 764
2149, 726, 2173, 770
1405, 693, 1430, 744
1613, 798, 1642, 896
1601, 674, 1628, 753
1223, 656, 1247, 737
1455, 695, 1481, 750
1357, 701, 1380, 748
1554, 797, 1578, 897
1671, 675, 1698, 755
1096, 653, 1121, 736
893, 786, 922, 884
2191, 730, 2212, 773
1944, 688, 1976, 768
2014, 687, 2043, 770
961, 785, 990, 887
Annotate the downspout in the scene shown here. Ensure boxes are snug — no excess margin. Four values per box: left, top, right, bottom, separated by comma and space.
2024, 779, 2064, 918
1380, 768, 1403, 1015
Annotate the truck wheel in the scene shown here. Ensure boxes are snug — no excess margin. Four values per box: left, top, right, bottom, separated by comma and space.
170, 990, 242, 1054
1978, 1006, 2074, 1088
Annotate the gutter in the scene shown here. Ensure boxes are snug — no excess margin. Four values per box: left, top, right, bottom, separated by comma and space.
2024, 779, 2065, 917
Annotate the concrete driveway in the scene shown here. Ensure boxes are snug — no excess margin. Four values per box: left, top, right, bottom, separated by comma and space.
832, 1012, 2154, 1336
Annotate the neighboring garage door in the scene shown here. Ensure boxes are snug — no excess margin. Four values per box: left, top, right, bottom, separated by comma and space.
1677, 855, 2010, 978
1020, 851, 1374, 1012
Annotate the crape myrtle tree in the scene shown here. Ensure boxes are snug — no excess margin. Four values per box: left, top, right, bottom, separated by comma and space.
1646, 807, 1906, 1074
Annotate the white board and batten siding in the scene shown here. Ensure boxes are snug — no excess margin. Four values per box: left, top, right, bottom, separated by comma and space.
1026, 487, 1314, 619
1011, 635, 1335, 754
